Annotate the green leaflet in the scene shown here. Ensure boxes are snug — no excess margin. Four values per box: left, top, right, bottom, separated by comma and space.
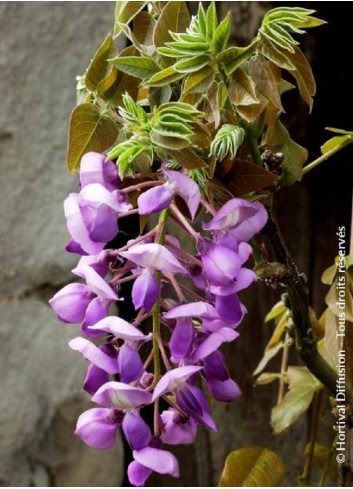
85, 33, 117, 92
271, 367, 322, 433
145, 66, 184, 87
210, 12, 231, 53
174, 54, 210, 74
262, 119, 308, 185
217, 40, 259, 75
153, 1, 190, 49
67, 104, 119, 173
109, 56, 160, 79
259, 6, 325, 52
219, 447, 285, 487
114, 1, 147, 37
118, 93, 150, 128
209, 125, 245, 161
107, 138, 153, 178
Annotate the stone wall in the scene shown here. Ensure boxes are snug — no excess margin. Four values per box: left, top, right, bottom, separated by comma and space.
0, 2, 124, 486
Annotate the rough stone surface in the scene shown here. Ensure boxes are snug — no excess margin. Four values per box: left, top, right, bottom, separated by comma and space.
0, 2, 116, 297
0, 297, 124, 486
0, 2, 125, 486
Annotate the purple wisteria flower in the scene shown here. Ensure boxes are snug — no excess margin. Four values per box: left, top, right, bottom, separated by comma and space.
50, 254, 118, 337
119, 243, 187, 312
138, 163, 200, 219
50, 150, 269, 487
64, 152, 129, 255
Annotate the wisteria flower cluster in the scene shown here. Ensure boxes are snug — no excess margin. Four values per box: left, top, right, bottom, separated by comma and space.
50, 151, 267, 486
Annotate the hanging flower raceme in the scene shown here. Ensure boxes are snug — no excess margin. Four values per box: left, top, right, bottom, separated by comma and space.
50, 151, 268, 486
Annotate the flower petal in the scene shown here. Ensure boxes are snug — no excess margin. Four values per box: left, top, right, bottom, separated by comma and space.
132, 447, 179, 477
163, 165, 201, 220
215, 293, 245, 323
83, 363, 109, 396
120, 243, 187, 274
89, 316, 152, 342
122, 411, 151, 450
138, 185, 174, 215
164, 302, 215, 320
49, 283, 92, 324
88, 205, 118, 243
152, 366, 203, 401
80, 183, 130, 213
82, 298, 109, 337
161, 409, 197, 445
69, 337, 119, 374
65, 239, 88, 255
128, 461, 152, 487
203, 198, 259, 232
191, 328, 239, 362
83, 266, 118, 301
201, 244, 242, 286
132, 271, 159, 312
75, 408, 119, 450
80, 152, 119, 191
207, 378, 241, 402
64, 194, 105, 255
92, 381, 152, 409
169, 319, 195, 360
176, 385, 216, 431
118, 344, 144, 383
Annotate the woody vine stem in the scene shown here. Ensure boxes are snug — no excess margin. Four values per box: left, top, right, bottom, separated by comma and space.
247, 132, 353, 408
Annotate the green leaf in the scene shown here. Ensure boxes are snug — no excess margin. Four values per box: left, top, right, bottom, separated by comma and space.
174, 54, 210, 74
118, 93, 149, 127
85, 33, 117, 92
266, 311, 289, 350
321, 135, 353, 155
265, 300, 287, 322
67, 104, 118, 173
255, 372, 280, 386
325, 126, 353, 136
114, 1, 147, 37
148, 85, 173, 108
210, 125, 245, 161
96, 45, 140, 105
107, 137, 153, 178
150, 131, 191, 150
217, 40, 258, 75
133, 11, 156, 46
253, 342, 283, 377
168, 148, 207, 170
183, 65, 215, 93
271, 367, 322, 433
145, 66, 184, 86
258, 39, 316, 110
228, 69, 259, 107
259, 7, 325, 52
210, 12, 231, 53
153, 1, 190, 49
225, 159, 280, 197
109, 56, 160, 79
304, 443, 338, 480
262, 119, 308, 185
249, 55, 283, 111
258, 37, 295, 71
219, 446, 285, 487
205, 1, 217, 41
117, 22, 149, 55
286, 45, 316, 110
321, 262, 338, 286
